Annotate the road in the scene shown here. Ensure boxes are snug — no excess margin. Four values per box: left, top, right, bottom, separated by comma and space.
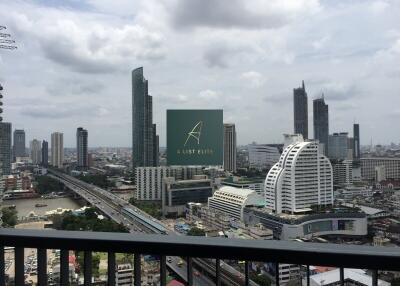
48, 169, 257, 286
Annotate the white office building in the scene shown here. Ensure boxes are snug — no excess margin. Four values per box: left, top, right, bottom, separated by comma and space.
135, 166, 203, 201
361, 158, 400, 181
208, 186, 264, 221
248, 144, 281, 170
265, 139, 333, 214
51, 132, 64, 168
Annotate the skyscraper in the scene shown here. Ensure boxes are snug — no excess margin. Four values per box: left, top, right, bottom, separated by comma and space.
13, 129, 26, 161
42, 140, 48, 166
51, 132, 64, 168
313, 96, 329, 155
223, 123, 237, 173
0, 123, 11, 175
0, 83, 12, 175
293, 81, 308, 139
76, 127, 88, 169
30, 139, 42, 165
353, 124, 360, 161
132, 67, 159, 168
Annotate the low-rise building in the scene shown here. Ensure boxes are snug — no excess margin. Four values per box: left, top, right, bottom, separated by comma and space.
208, 186, 264, 221
116, 264, 134, 286
136, 166, 204, 201
243, 207, 368, 240
162, 176, 213, 216
309, 268, 390, 286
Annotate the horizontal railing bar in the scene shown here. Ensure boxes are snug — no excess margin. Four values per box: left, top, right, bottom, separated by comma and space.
1, 229, 400, 271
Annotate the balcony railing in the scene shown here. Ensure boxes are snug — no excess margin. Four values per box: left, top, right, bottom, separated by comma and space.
1, 228, 400, 286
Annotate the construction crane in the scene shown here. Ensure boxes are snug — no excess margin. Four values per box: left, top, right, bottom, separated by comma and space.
0, 25, 17, 50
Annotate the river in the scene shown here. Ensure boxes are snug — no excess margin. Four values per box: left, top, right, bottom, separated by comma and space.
2, 197, 83, 218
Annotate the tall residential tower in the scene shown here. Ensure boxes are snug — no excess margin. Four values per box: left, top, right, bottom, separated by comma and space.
0, 83, 12, 175
30, 139, 42, 165
76, 127, 88, 169
313, 96, 329, 155
132, 67, 159, 168
13, 129, 26, 160
51, 132, 64, 168
41, 140, 48, 166
223, 123, 237, 173
293, 81, 308, 139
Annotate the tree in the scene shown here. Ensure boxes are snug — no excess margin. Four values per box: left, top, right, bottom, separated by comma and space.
187, 227, 205, 236
1, 207, 18, 227
78, 174, 115, 189
35, 175, 64, 194
250, 273, 271, 286
128, 198, 162, 219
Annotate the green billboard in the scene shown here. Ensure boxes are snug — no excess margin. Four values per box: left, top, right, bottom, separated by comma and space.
167, 109, 223, 166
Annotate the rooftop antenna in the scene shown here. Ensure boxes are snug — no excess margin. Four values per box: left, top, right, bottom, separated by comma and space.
0, 26, 17, 50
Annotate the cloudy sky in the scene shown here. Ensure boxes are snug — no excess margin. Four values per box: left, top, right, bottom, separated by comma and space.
0, 0, 399, 147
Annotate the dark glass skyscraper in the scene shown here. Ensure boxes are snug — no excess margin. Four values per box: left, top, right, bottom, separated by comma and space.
132, 67, 159, 167
76, 127, 88, 169
13, 129, 26, 161
313, 96, 329, 155
0, 83, 11, 175
42, 140, 48, 166
353, 124, 360, 161
293, 81, 308, 139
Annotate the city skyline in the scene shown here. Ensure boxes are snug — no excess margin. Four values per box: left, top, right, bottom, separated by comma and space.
1, 1, 400, 146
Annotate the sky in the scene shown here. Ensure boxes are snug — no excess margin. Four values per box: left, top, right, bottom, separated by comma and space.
0, 0, 400, 147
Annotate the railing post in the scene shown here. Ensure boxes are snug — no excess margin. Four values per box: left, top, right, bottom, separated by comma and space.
134, 253, 141, 286
340, 267, 344, 286
275, 262, 280, 286
187, 257, 193, 286
84, 251, 92, 286
15, 247, 24, 286
60, 249, 70, 286
160, 256, 167, 286
107, 252, 115, 286
245, 260, 249, 286
215, 259, 221, 286
37, 248, 47, 286
0, 247, 5, 286
306, 265, 310, 286
372, 270, 378, 286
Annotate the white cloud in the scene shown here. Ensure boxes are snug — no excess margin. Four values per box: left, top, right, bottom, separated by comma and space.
241, 71, 265, 88
198, 89, 220, 100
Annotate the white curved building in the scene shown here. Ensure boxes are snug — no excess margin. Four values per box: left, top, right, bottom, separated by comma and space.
208, 186, 264, 220
265, 140, 333, 214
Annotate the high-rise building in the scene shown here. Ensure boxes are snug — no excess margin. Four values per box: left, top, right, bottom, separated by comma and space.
248, 144, 282, 170
76, 127, 88, 169
0, 122, 11, 175
265, 137, 333, 214
293, 81, 308, 139
328, 132, 351, 160
132, 67, 159, 168
30, 139, 41, 165
41, 140, 48, 166
223, 123, 237, 173
313, 96, 329, 155
51, 132, 64, 168
13, 129, 26, 160
135, 166, 204, 201
353, 124, 360, 161
0, 83, 12, 176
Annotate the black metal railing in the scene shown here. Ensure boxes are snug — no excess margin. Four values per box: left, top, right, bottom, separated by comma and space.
1, 228, 400, 286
